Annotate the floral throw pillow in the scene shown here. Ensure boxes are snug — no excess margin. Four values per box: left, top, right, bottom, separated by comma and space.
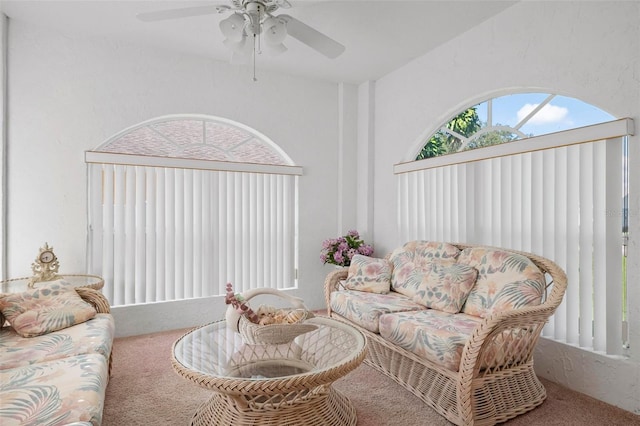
457, 247, 546, 318
412, 262, 478, 313
0, 280, 97, 337
344, 255, 392, 294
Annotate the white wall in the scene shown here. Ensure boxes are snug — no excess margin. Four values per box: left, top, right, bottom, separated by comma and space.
368, 1, 639, 414
6, 19, 358, 327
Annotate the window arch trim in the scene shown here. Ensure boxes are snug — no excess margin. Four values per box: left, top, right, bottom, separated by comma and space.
87, 114, 301, 175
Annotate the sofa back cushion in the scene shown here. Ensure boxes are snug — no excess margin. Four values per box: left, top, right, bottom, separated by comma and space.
457, 247, 546, 317
411, 262, 478, 313
389, 241, 461, 298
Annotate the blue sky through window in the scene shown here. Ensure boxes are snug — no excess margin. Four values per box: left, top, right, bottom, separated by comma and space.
473, 93, 615, 138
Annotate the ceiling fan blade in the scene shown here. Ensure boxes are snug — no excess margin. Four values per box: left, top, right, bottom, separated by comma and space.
279, 14, 345, 59
137, 5, 230, 22
274, 0, 292, 9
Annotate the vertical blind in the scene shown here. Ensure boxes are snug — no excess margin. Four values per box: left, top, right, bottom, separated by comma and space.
87, 161, 299, 307
394, 119, 633, 356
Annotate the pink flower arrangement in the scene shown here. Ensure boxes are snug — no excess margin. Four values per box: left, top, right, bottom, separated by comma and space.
320, 230, 374, 267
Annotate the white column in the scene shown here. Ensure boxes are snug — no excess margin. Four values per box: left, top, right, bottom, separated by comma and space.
338, 83, 358, 236
357, 81, 375, 243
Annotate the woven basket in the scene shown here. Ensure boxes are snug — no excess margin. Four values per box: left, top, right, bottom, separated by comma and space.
238, 309, 317, 345
226, 288, 317, 345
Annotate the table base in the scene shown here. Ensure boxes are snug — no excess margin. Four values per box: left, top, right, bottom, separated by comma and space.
190, 386, 357, 426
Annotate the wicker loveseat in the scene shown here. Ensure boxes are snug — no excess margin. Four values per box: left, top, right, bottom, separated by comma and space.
324, 241, 567, 426
0, 284, 114, 426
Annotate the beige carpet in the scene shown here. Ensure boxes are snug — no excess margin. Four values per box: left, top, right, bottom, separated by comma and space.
103, 327, 640, 425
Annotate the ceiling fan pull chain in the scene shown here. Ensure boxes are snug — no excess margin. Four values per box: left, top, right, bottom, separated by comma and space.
257, 26, 262, 55
253, 34, 258, 82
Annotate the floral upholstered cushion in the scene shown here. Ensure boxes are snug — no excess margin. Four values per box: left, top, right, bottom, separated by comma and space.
389, 241, 460, 298
330, 290, 426, 333
378, 310, 482, 371
344, 255, 392, 294
0, 314, 114, 371
412, 262, 478, 313
0, 281, 97, 338
0, 353, 109, 426
457, 247, 546, 318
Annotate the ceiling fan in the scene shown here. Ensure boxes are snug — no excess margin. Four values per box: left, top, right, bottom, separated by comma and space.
136, 0, 346, 61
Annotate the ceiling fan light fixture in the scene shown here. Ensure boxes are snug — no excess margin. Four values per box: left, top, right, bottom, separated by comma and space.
263, 17, 287, 45
219, 13, 246, 42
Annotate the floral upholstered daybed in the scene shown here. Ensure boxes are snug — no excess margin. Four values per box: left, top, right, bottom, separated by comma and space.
324, 241, 567, 426
0, 281, 114, 426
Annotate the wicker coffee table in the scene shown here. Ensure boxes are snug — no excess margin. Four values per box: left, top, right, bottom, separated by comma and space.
172, 316, 366, 426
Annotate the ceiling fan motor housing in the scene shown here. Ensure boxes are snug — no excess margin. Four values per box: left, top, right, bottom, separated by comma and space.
244, 2, 265, 36
236, 0, 280, 14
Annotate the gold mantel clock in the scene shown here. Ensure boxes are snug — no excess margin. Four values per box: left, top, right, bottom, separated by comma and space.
29, 243, 61, 287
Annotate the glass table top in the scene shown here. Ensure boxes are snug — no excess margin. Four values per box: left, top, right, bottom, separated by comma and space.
173, 317, 366, 381
0, 274, 104, 294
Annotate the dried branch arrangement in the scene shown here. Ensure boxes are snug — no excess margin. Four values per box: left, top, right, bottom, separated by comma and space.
225, 283, 259, 323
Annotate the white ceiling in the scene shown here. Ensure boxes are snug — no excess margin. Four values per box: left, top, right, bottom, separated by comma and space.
1, 0, 516, 84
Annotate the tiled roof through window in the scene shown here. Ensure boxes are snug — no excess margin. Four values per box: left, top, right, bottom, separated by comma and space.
96, 117, 291, 166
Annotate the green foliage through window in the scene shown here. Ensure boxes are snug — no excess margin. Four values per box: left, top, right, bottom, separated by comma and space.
417, 107, 517, 160
416, 93, 614, 161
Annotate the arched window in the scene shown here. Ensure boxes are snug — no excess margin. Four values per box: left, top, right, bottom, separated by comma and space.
417, 93, 614, 159
85, 115, 302, 307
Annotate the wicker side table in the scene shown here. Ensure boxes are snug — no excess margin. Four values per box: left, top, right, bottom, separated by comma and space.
0, 274, 104, 295
172, 316, 367, 426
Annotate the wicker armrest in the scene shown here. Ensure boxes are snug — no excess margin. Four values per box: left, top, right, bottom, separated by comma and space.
457, 254, 567, 406
75, 287, 111, 314
324, 268, 349, 315
458, 246, 567, 372
461, 305, 551, 372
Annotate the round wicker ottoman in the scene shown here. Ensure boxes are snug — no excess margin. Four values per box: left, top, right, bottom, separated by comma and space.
172, 316, 367, 426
